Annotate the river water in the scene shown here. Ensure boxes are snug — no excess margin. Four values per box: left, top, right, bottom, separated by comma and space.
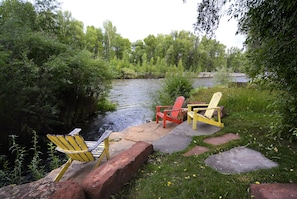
82, 76, 248, 140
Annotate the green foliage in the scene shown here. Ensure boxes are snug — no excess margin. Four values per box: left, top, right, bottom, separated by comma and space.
213, 66, 233, 85
9, 135, 27, 185
0, 156, 10, 186
0, 131, 66, 187
33, 0, 61, 34
243, 1, 297, 139
28, 131, 45, 180
163, 72, 193, 100
152, 70, 193, 110
193, 0, 297, 138
0, 135, 28, 186
120, 67, 138, 79
47, 142, 63, 170
268, 92, 297, 141
189, 85, 276, 114
0, 0, 113, 145
226, 47, 246, 72
97, 97, 116, 112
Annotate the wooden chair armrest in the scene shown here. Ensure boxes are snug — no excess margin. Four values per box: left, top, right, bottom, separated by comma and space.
187, 103, 208, 107
156, 105, 173, 112
193, 106, 220, 111
68, 128, 81, 136
193, 106, 221, 114
156, 106, 173, 108
187, 104, 208, 111
88, 130, 112, 151
164, 108, 182, 112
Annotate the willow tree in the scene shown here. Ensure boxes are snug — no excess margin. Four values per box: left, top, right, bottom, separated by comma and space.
103, 20, 117, 61
191, 0, 297, 138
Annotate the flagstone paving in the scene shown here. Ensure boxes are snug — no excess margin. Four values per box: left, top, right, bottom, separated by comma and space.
153, 121, 220, 153
182, 133, 241, 156
175, 128, 278, 175
204, 147, 278, 174
203, 133, 240, 145
182, 146, 209, 156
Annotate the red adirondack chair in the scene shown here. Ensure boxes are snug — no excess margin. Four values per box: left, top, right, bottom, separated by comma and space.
156, 96, 185, 128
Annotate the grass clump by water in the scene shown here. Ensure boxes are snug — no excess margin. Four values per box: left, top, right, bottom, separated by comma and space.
112, 84, 297, 199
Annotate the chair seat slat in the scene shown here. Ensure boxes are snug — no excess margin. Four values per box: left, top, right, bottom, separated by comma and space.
85, 141, 105, 157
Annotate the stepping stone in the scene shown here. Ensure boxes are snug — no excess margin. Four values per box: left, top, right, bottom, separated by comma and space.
171, 121, 221, 137
250, 183, 297, 199
205, 147, 278, 174
183, 146, 209, 157
153, 134, 192, 154
204, 133, 240, 145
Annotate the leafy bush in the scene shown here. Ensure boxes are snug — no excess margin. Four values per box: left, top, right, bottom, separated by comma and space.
213, 66, 233, 85
0, 31, 112, 152
0, 135, 27, 186
152, 71, 193, 114
0, 131, 66, 187
28, 131, 45, 180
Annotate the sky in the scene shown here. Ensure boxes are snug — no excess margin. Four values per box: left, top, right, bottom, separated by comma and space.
60, 0, 246, 49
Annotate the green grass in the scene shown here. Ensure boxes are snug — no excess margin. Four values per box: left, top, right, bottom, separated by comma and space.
112, 84, 297, 199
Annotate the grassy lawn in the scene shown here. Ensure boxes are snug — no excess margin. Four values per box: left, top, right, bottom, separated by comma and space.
112, 85, 297, 199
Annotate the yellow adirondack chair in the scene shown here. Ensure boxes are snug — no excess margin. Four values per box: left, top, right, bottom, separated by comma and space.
47, 128, 112, 182
187, 92, 224, 130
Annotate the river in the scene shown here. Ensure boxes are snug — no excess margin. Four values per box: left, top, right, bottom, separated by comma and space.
82, 76, 248, 140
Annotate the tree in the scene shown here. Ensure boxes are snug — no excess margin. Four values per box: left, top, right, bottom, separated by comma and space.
192, 0, 297, 138
198, 36, 226, 71
85, 26, 104, 58
131, 40, 146, 65
0, 0, 113, 153
33, 0, 61, 34
103, 20, 117, 61
143, 34, 157, 64
226, 47, 246, 72
56, 11, 86, 48
113, 35, 131, 60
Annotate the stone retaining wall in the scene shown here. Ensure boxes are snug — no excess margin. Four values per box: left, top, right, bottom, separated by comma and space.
0, 141, 153, 199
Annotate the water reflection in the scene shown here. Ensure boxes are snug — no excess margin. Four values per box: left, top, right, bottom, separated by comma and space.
82, 76, 248, 140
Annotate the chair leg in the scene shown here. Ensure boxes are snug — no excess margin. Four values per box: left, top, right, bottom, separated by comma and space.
187, 115, 191, 124
104, 139, 110, 160
193, 116, 197, 130
54, 158, 73, 182
193, 121, 197, 130
94, 153, 105, 168
94, 139, 110, 168
94, 149, 109, 168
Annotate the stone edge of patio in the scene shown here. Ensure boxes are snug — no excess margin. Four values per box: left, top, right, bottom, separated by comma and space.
0, 141, 153, 199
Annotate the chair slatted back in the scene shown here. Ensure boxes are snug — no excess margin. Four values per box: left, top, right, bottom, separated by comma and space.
204, 92, 222, 119
170, 96, 185, 118
47, 134, 95, 162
